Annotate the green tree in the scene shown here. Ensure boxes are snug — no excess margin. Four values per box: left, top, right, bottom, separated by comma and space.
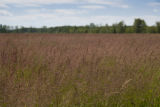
89, 23, 96, 28
115, 21, 126, 33
15, 26, 19, 33
133, 18, 147, 33
0, 24, 2, 33
156, 22, 160, 33
111, 24, 117, 33
147, 26, 156, 33
125, 26, 134, 33
1, 25, 7, 33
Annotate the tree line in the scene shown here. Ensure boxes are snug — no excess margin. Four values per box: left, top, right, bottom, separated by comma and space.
0, 18, 160, 33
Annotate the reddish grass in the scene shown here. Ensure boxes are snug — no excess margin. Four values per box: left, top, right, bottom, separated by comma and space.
0, 34, 160, 107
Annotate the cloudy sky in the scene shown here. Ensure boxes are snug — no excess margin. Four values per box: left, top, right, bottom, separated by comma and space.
0, 0, 160, 27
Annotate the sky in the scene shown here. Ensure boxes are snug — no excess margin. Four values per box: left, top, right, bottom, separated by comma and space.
0, 0, 160, 27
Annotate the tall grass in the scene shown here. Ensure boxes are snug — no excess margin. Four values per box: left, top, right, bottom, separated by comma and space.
0, 34, 160, 107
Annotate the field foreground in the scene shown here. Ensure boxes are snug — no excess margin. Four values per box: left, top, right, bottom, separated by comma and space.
0, 34, 160, 107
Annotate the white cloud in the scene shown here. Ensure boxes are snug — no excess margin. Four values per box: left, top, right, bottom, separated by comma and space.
0, 9, 12, 16
0, 0, 76, 8
0, 3, 8, 8
153, 9, 158, 13
0, 10, 159, 27
149, 2, 160, 6
0, 0, 129, 8
120, 5, 129, 8
0, 0, 76, 5
80, 5, 106, 9
27, 8, 87, 16
54, 9, 87, 15
85, 0, 129, 8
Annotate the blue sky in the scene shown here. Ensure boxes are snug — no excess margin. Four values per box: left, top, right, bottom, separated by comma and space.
0, 0, 160, 27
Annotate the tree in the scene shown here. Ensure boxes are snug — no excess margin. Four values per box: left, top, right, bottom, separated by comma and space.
89, 23, 96, 28
99, 26, 107, 33
133, 18, 147, 33
111, 24, 117, 33
125, 26, 134, 33
0, 25, 7, 33
156, 22, 160, 33
0, 24, 2, 33
115, 21, 126, 33
147, 26, 156, 33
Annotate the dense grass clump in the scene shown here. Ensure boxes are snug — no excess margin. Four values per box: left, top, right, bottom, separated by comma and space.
0, 34, 160, 107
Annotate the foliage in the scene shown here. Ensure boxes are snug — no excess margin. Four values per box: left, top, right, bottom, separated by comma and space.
133, 19, 147, 33
0, 19, 160, 33
156, 22, 160, 33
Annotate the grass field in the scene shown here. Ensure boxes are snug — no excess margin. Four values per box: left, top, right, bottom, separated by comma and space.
0, 34, 160, 107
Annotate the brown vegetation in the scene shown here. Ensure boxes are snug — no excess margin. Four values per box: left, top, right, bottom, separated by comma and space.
0, 34, 160, 107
